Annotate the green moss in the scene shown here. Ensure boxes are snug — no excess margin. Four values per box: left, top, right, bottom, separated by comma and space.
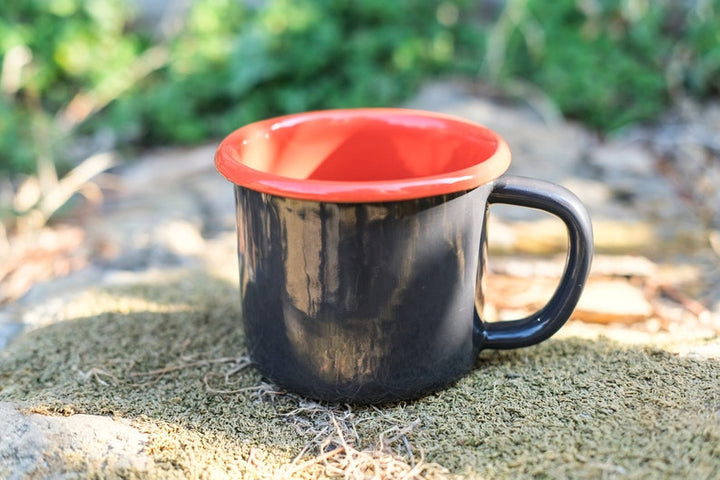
1, 272, 718, 478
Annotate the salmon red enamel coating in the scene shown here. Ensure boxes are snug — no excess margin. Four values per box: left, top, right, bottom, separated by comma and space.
215, 108, 511, 202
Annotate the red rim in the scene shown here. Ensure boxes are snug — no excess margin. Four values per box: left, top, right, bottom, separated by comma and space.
215, 108, 511, 202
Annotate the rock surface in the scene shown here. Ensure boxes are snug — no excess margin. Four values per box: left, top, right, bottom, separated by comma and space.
573, 280, 655, 324
0, 402, 155, 478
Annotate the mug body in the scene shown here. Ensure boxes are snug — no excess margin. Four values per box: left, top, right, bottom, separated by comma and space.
235, 184, 492, 403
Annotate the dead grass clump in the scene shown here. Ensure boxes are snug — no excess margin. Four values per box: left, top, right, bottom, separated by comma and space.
272, 401, 450, 480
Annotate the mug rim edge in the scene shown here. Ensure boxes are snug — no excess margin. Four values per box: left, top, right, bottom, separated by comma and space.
215, 108, 511, 203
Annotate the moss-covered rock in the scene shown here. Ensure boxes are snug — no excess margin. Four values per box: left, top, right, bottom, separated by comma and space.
1, 271, 718, 478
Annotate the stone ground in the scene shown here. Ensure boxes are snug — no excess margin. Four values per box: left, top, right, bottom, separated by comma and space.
1, 80, 719, 478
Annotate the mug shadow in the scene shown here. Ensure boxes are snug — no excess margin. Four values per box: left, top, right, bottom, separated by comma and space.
0, 272, 718, 478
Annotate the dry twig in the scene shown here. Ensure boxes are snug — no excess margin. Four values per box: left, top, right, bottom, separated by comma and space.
129, 355, 248, 377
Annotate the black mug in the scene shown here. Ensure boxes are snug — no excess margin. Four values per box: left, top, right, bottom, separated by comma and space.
216, 109, 593, 403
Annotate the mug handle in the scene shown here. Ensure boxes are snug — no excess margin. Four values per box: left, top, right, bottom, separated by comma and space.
478, 175, 594, 349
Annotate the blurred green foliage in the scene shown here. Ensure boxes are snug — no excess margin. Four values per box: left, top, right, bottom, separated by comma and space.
0, 0, 481, 175
489, 0, 720, 130
127, 0, 481, 146
1, 0, 719, 175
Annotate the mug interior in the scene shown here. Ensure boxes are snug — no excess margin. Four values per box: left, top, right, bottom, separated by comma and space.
215, 109, 510, 202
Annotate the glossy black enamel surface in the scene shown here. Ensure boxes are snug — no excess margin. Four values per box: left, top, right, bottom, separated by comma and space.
236, 185, 491, 403
233, 175, 593, 403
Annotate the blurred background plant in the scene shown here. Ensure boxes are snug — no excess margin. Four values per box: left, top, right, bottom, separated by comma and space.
1, 0, 719, 234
